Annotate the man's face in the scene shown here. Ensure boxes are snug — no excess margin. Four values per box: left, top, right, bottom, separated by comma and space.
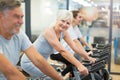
1, 7, 24, 35
75, 13, 83, 25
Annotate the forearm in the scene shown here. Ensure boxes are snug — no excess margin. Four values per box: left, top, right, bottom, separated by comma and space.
76, 49, 90, 60
80, 38, 93, 50
60, 50, 83, 68
73, 39, 90, 60
85, 43, 93, 50
4, 68, 26, 80
77, 50, 90, 60
25, 46, 63, 80
83, 41, 92, 50
35, 56, 63, 80
74, 42, 95, 62
0, 55, 26, 80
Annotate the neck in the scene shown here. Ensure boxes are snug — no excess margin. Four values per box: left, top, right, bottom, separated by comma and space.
53, 26, 61, 39
72, 21, 77, 27
53, 26, 61, 35
0, 28, 12, 40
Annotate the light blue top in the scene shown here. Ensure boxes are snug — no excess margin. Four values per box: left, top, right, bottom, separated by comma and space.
22, 32, 64, 61
20, 32, 64, 78
0, 30, 32, 80
34, 34, 55, 59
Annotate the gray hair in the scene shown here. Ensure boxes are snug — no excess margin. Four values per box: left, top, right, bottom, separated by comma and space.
57, 9, 73, 23
0, 0, 21, 12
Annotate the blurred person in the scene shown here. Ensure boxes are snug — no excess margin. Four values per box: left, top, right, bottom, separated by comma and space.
79, 7, 98, 22
78, 7, 98, 49
72, 10, 93, 50
0, 0, 63, 80
21, 9, 89, 79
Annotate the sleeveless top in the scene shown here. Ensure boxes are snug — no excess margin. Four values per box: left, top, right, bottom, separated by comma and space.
21, 32, 64, 62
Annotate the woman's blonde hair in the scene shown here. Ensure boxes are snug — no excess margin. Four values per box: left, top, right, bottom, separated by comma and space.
56, 9, 73, 23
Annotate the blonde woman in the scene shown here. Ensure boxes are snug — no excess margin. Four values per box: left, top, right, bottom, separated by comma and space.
21, 10, 89, 78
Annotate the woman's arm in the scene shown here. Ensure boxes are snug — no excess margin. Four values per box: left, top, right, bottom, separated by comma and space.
79, 37, 93, 50
64, 31, 95, 63
73, 39, 96, 63
24, 45, 63, 80
73, 39, 90, 58
44, 29, 88, 75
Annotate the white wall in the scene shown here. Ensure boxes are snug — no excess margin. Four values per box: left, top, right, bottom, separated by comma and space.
21, 3, 25, 32
31, 0, 58, 35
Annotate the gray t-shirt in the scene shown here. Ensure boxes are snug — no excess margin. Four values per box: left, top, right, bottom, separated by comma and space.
0, 30, 32, 80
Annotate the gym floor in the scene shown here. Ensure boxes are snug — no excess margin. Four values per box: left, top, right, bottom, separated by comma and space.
109, 45, 120, 80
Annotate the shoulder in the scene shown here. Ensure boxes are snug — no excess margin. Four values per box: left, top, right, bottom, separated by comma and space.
74, 26, 79, 30
67, 26, 74, 33
43, 28, 55, 38
68, 26, 74, 31
73, 26, 81, 33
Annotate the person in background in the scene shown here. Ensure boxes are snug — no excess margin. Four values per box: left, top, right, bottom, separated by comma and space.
50, 10, 96, 76
0, 0, 63, 80
21, 9, 89, 79
79, 7, 98, 50
72, 10, 93, 51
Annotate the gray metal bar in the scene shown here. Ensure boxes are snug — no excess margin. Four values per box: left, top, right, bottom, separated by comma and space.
66, 0, 69, 10
25, 0, 31, 40
108, 0, 113, 73
108, 0, 120, 75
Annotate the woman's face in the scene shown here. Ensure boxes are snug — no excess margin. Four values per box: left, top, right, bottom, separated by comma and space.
74, 13, 83, 25
56, 19, 71, 32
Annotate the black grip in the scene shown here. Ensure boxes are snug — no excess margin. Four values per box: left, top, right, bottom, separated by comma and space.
89, 61, 105, 73
95, 56, 108, 63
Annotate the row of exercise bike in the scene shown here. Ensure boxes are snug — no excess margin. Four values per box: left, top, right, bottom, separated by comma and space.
51, 43, 112, 80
